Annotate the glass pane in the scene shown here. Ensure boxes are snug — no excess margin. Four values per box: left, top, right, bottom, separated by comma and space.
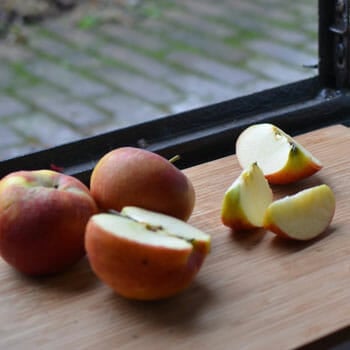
0, 0, 318, 160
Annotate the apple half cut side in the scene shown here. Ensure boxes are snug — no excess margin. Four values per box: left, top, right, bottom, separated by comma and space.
85, 207, 211, 301
263, 184, 336, 241
236, 123, 323, 184
221, 163, 273, 231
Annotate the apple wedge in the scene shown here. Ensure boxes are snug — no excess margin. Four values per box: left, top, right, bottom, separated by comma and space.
85, 207, 211, 300
263, 184, 336, 240
236, 123, 322, 184
221, 163, 273, 231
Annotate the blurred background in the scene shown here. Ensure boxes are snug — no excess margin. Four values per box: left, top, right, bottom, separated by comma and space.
0, 0, 318, 161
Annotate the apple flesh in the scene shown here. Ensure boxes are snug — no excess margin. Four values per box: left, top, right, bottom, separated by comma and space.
221, 163, 273, 231
236, 123, 322, 184
90, 147, 195, 221
85, 206, 211, 300
0, 170, 98, 276
263, 184, 335, 240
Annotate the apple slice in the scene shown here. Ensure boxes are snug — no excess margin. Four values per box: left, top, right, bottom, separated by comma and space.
263, 184, 336, 240
221, 162, 273, 231
236, 123, 322, 184
85, 207, 211, 300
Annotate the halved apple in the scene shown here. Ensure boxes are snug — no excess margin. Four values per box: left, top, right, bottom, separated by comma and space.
85, 207, 211, 300
221, 163, 273, 231
263, 184, 336, 240
236, 123, 323, 184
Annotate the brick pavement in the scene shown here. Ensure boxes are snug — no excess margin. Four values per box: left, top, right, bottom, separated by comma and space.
0, 0, 318, 161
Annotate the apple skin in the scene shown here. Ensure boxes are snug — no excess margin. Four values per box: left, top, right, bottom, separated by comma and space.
265, 146, 322, 185
221, 186, 260, 231
90, 147, 195, 221
85, 212, 210, 300
0, 170, 98, 276
236, 123, 323, 185
221, 163, 273, 231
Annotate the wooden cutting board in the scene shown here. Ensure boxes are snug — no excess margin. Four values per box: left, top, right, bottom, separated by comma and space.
0, 124, 349, 350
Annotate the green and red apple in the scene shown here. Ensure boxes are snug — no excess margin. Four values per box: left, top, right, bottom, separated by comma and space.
221, 162, 273, 230
90, 147, 195, 221
0, 169, 98, 276
236, 123, 322, 184
85, 206, 211, 300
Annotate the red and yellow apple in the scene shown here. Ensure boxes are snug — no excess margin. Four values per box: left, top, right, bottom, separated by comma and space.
85, 206, 211, 300
236, 123, 322, 184
90, 147, 195, 221
0, 170, 98, 276
221, 163, 273, 230
263, 184, 335, 240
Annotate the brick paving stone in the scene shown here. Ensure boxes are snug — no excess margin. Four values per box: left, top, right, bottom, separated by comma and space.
0, 64, 14, 89
170, 95, 209, 114
16, 84, 67, 103
225, 1, 298, 24
224, 0, 265, 14
168, 73, 240, 102
170, 31, 247, 63
0, 125, 22, 147
0, 144, 42, 161
95, 93, 166, 126
41, 98, 110, 130
176, 0, 233, 18
226, 13, 310, 46
16, 84, 110, 130
304, 42, 318, 57
60, 51, 101, 68
9, 113, 83, 147
143, 22, 246, 64
95, 66, 182, 105
246, 40, 317, 67
224, 1, 274, 23
247, 59, 314, 84
241, 80, 282, 96
0, 63, 36, 90
0, 95, 29, 118
293, 1, 318, 18
43, 19, 103, 50
168, 51, 255, 86
99, 43, 176, 80
100, 24, 168, 53
0, 42, 34, 63
262, 7, 301, 24
48, 101, 110, 130
29, 35, 75, 58
27, 60, 110, 98
147, 0, 236, 35
163, 9, 233, 38
29, 32, 101, 68
302, 21, 318, 36
267, 27, 310, 46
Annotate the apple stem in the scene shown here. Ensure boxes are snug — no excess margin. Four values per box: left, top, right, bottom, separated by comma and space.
168, 154, 181, 164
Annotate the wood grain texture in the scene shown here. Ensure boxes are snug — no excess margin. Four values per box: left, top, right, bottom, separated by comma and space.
0, 125, 349, 350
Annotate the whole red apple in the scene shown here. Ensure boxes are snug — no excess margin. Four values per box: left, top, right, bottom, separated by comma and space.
90, 147, 195, 221
0, 170, 98, 276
